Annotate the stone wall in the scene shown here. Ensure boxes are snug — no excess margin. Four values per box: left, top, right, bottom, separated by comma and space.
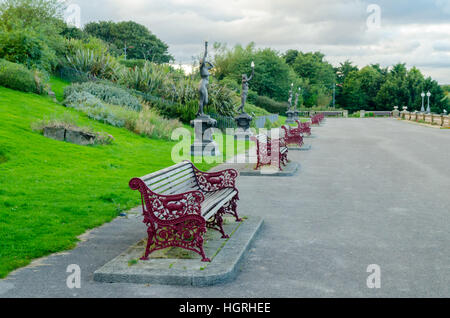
400, 112, 450, 128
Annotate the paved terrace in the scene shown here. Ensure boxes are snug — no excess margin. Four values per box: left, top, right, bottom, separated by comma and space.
1, 118, 449, 297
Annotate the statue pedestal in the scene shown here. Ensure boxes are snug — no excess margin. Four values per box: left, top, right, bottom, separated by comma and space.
285, 110, 297, 124
190, 115, 220, 157
293, 110, 300, 121
234, 113, 253, 140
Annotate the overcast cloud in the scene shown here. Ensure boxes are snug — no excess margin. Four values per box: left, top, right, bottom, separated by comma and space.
68, 0, 450, 83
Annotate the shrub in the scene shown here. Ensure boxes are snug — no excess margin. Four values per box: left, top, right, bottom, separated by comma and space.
66, 48, 122, 80
117, 61, 170, 96
0, 59, 46, 93
119, 59, 146, 69
135, 105, 182, 140
65, 90, 182, 140
64, 81, 142, 111
244, 103, 270, 116
0, 28, 59, 72
254, 95, 289, 115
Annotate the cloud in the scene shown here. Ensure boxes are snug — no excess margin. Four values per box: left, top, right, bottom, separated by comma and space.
71, 0, 450, 83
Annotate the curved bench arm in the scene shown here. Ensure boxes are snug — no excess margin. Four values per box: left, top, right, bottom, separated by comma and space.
129, 178, 205, 224
191, 166, 239, 192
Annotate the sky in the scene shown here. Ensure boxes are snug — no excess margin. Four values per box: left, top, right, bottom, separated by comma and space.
65, 0, 450, 84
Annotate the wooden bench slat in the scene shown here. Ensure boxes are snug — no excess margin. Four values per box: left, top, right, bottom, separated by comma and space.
150, 171, 196, 193
202, 190, 238, 220
144, 164, 192, 185
163, 179, 199, 196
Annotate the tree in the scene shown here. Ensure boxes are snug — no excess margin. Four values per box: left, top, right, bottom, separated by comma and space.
289, 51, 336, 107
0, 0, 66, 72
283, 49, 299, 66
334, 60, 358, 108
84, 21, 173, 63
0, 0, 64, 30
213, 43, 297, 102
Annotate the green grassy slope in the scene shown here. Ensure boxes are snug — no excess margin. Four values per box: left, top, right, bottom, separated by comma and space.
0, 86, 242, 278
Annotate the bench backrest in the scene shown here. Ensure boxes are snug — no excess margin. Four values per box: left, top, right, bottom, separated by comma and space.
140, 161, 199, 196
253, 133, 266, 143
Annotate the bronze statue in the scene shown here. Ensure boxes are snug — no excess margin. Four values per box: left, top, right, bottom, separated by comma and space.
237, 61, 255, 114
198, 41, 214, 116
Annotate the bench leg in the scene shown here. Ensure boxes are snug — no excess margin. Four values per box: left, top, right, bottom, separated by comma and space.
141, 220, 211, 262
207, 212, 229, 239
221, 195, 241, 222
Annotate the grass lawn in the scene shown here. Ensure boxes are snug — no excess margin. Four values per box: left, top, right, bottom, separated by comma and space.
48, 76, 70, 102
279, 115, 311, 126
0, 86, 250, 278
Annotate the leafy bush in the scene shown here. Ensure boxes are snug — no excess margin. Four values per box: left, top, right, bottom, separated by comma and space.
119, 59, 146, 69
64, 81, 142, 111
0, 59, 46, 93
66, 48, 121, 80
118, 61, 170, 96
65, 90, 181, 140
135, 105, 183, 140
244, 102, 270, 116
0, 28, 58, 72
254, 95, 289, 115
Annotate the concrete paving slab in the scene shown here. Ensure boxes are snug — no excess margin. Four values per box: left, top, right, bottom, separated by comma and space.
238, 161, 299, 177
93, 217, 263, 286
288, 145, 312, 151
2, 118, 450, 298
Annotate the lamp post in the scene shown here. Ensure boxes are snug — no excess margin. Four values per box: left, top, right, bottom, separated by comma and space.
421, 92, 425, 112
426, 91, 431, 113
293, 87, 301, 120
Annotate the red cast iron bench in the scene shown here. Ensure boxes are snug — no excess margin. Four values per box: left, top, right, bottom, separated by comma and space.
251, 134, 289, 171
311, 114, 324, 125
296, 120, 312, 136
129, 161, 241, 262
281, 125, 304, 148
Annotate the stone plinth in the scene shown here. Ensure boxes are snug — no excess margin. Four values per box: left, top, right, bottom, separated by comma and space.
234, 113, 253, 140
190, 115, 220, 157
425, 114, 433, 124
285, 110, 297, 124
393, 107, 400, 118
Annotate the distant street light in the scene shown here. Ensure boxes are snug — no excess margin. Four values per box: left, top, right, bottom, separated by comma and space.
421, 92, 425, 112
426, 91, 431, 113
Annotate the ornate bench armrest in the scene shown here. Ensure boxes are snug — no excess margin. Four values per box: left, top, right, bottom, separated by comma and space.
129, 178, 205, 224
192, 166, 239, 192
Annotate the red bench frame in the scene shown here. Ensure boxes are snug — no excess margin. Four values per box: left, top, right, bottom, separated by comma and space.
252, 134, 289, 171
296, 120, 312, 136
281, 125, 304, 148
129, 161, 240, 262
